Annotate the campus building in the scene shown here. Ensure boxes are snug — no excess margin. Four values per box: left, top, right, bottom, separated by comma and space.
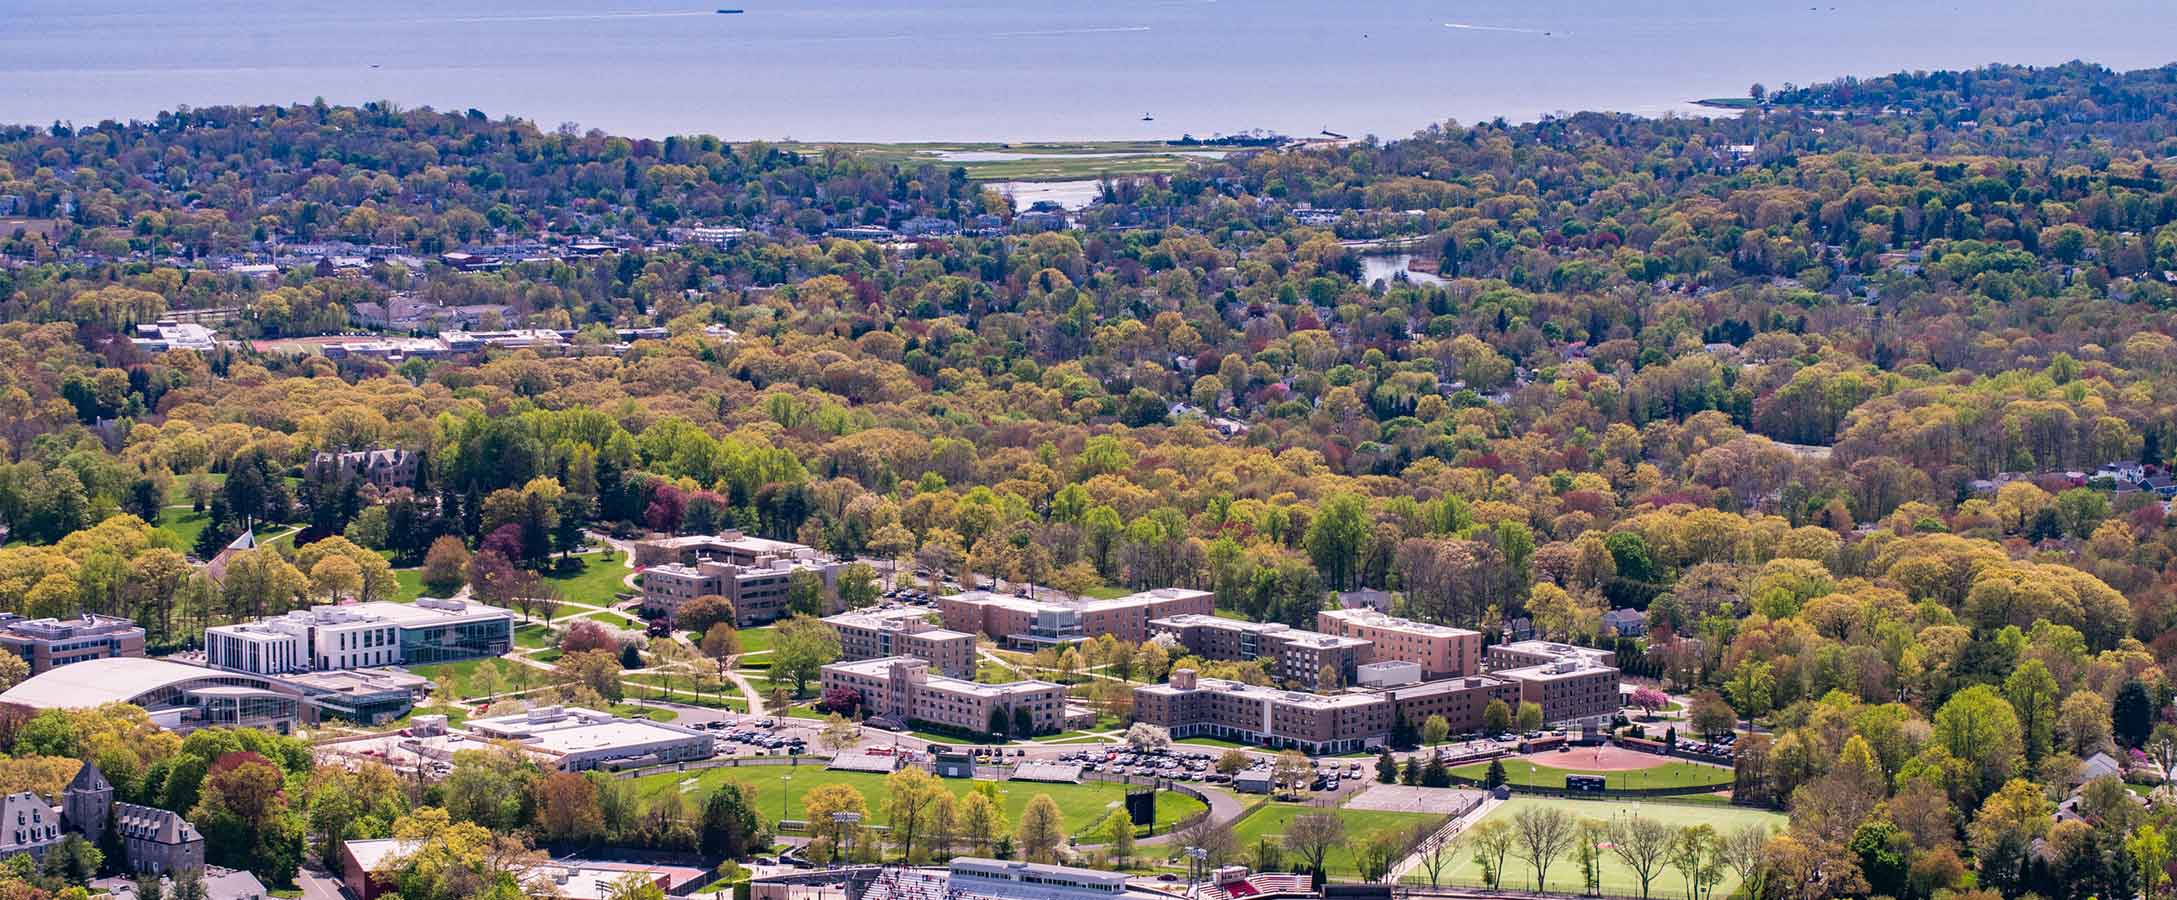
819, 657, 1067, 735
306, 448, 421, 490
1146, 614, 1372, 690
0, 762, 202, 874
0, 657, 303, 734
938, 587, 1212, 648
463, 706, 716, 771
948, 859, 1129, 900
1131, 668, 1392, 755
1131, 667, 1534, 753
636, 533, 844, 626
821, 607, 976, 679
1378, 675, 1523, 734
0, 613, 146, 674
204, 598, 512, 675
1314, 608, 1482, 679
1486, 640, 1617, 670
1494, 661, 1621, 725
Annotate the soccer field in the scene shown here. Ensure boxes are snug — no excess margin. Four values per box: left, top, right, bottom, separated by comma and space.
1447, 758, 1733, 790
1426, 797, 1785, 899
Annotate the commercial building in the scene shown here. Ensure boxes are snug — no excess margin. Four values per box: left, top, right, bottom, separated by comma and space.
1131, 668, 1391, 755
820, 657, 1067, 736
465, 706, 716, 771
938, 587, 1212, 648
306, 448, 420, 490
0, 613, 146, 674
822, 607, 976, 678
636, 532, 845, 626
948, 858, 1129, 900
0, 657, 302, 734
1315, 608, 1482, 679
204, 598, 512, 675
1147, 614, 1371, 690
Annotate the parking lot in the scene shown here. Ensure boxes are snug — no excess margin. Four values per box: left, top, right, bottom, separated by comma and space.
1044, 746, 1373, 792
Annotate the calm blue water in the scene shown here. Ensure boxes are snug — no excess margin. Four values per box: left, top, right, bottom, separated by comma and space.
2, 0, 2172, 142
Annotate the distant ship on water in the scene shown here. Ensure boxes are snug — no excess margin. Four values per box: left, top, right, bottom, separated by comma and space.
716, 8, 744, 13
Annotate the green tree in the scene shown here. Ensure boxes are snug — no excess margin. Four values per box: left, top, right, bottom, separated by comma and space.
1422, 714, 1450, 747
772, 614, 840, 697
1483, 699, 1512, 734
1516, 701, 1544, 733
2003, 658, 2059, 764
1305, 493, 1371, 590
1016, 794, 1065, 863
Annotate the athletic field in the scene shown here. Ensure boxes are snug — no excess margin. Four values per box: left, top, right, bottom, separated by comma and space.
1425, 797, 1784, 898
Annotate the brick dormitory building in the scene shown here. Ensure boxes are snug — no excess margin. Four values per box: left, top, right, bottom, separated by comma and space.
819, 657, 1072, 735
1132, 637, 1623, 753
938, 587, 1212, 648
635, 532, 845, 627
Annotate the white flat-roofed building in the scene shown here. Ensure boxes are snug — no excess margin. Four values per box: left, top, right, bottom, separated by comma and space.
131, 322, 219, 352
1355, 660, 1422, 687
205, 598, 511, 676
948, 858, 1130, 900
465, 706, 715, 771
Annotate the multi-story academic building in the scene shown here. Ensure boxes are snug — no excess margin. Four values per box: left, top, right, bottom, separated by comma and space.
204, 598, 512, 675
0, 613, 146, 674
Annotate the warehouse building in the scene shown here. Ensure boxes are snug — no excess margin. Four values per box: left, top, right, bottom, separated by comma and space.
464, 706, 716, 771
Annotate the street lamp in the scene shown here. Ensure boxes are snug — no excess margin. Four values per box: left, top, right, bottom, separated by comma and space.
833, 811, 863, 866
1184, 846, 1209, 900
781, 773, 792, 825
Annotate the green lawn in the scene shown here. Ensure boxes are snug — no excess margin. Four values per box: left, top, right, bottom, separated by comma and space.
1449, 757, 1732, 791
631, 766, 1205, 835
1176, 737, 1256, 750
581, 609, 641, 629
734, 626, 777, 656
392, 569, 429, 601
165, 472, 226, 506
1081, 585, 1132, 600
1436, 798, 1785, 898
1228, 802, 1442, 879
154, 511, 213, 552
513, 623, 557, 650
544, 552, 632, 606
407, 658, 515, 700
607, 704, 679, 722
